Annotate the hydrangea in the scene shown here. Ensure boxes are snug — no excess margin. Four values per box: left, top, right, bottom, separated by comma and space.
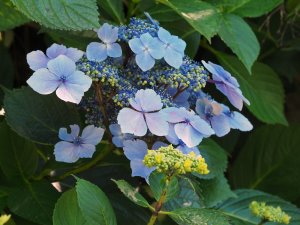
54, 124, 104, 163
123, 139, 155, 182
117, 89, 169, 136
27, 43, 83, 71
109, 124, 134, 148
129, 33, 164, 71
157, 27, 186, 68
27, 55, 92, 104
163, 107, 214, 147
86, 23, 122, 62
202, 61, 250, 110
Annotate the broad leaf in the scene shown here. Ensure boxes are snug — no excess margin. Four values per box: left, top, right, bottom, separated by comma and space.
113, 179, 150, 208
3, 87, 81, 144
0, 0, 29, 31
169, 208, 231, 225
159, 0, 220, 40
149, 173, 179, 203
76, 178, 117, 225
197, 139, 228, 179
7, 182, 60, 225
230, 125, 300, 201
218, 189, 300, 225
53, 189, 88, 225
165, 178, 201, 210
0, 121, 38, 183
98, 0, 125, 23
217, 14, 259, 73
10, 0, 99, 30
195, 174, 236, 208
217, 53, 287, 125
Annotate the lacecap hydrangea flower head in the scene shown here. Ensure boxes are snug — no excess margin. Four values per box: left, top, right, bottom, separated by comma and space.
25, 13, 252, 181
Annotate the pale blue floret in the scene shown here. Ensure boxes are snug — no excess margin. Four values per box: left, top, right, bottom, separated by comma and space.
117, 89, 169, 136
109, 124, 134, 148
123, 139, 155, 182
26, 43, 83, 71
86, 23, 122, 62
162, 107, 214, 148
54, 124, 105, 163
129, 33, 164, 71
202, 60, 250, 110
27, 55, 92, 104
157, 27, 186, 69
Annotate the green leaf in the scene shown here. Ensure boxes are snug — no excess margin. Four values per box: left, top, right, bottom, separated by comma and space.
216, 53, 287, 125
112, 179, 150, 208
76, 178, 117, 225
218, 189, 300, 225
10, 0, 99, 30
7, 182, 60, 225
197, 139, 228, 179
165, 178, 201, 210
149, 173, 179, 203
195, 174, 236, 208
53, 189, 88, 225
0, 122, 38, 183
229, 0, 283, 18
98, 0, 125, 24
230, 125, 300, 201
217, 14, 260, 73
0, 0, 29, 31
159, 0, 220, 40
3, 87, 81, 144
169, 208, 231, 225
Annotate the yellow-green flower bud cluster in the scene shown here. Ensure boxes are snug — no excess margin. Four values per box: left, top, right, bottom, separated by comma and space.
143, 145, 209, 175
249, 201, 291, 224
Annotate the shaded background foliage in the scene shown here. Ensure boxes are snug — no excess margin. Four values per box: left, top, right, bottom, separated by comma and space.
0, 0, 300, 224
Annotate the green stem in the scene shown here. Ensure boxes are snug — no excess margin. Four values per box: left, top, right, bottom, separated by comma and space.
147, 175, 173, 225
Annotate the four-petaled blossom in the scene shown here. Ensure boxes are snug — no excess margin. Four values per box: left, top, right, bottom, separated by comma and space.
109, 124, 134, 148
27, 43, 83, 71
86, 23, 122, 62
163, 107, 214, 148
158, 27, 186, 68
196, 97, 253, 136
117, 89, 169, 136
54, 124, 105, 163
202, 61, 250, 110
129, 33, 164, 71
123, 139, 155, 182
27, 55, 92, 104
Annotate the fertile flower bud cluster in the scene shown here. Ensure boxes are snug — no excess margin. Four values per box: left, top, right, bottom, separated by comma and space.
143, 145, 209, 175
249, 201, 291, 224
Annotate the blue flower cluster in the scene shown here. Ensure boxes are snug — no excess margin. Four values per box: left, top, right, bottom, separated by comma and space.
25, 14, 252, 180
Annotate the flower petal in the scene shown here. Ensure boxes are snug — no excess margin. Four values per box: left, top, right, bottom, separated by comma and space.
54, 141, 79, 163
98, 23, 118, 43
131, 159, 155, 182
158, 27, 172, 44
177, 145, 200, 155
27, 68, 59, 94
170, 36, 186, 55
136, 52, 155, 71
86, 42, 107, 62
152, 141, 168, 150
164, 48, 183, 69
216, 84, 245, 110
166, 124, 180, 145
47, 55, 76, 77
117, 108, 147, 136
77, 144, 96, 158
139, 33, 154, 47
135, 89, 163, 112
145, 112, 169, 136
56, 83, 85, 104
66, 71, 92, 92
70, 124, 80, 137
112, 136, 124, 148
210, 114, 231, 137
129, 38, 144, 54
123, 139, 148, 160
162, 107, 185, 123
174, 123, 203, 148
26, 50, 49, 71
109, 124, 122, 136
46, 43, 67, 59
189, 114, 215, 136
107, 43, 122, 58
228, 111, 253, 131
65, 47, 84, 62
81, 125, 105, 145
148, 38, 164, 59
